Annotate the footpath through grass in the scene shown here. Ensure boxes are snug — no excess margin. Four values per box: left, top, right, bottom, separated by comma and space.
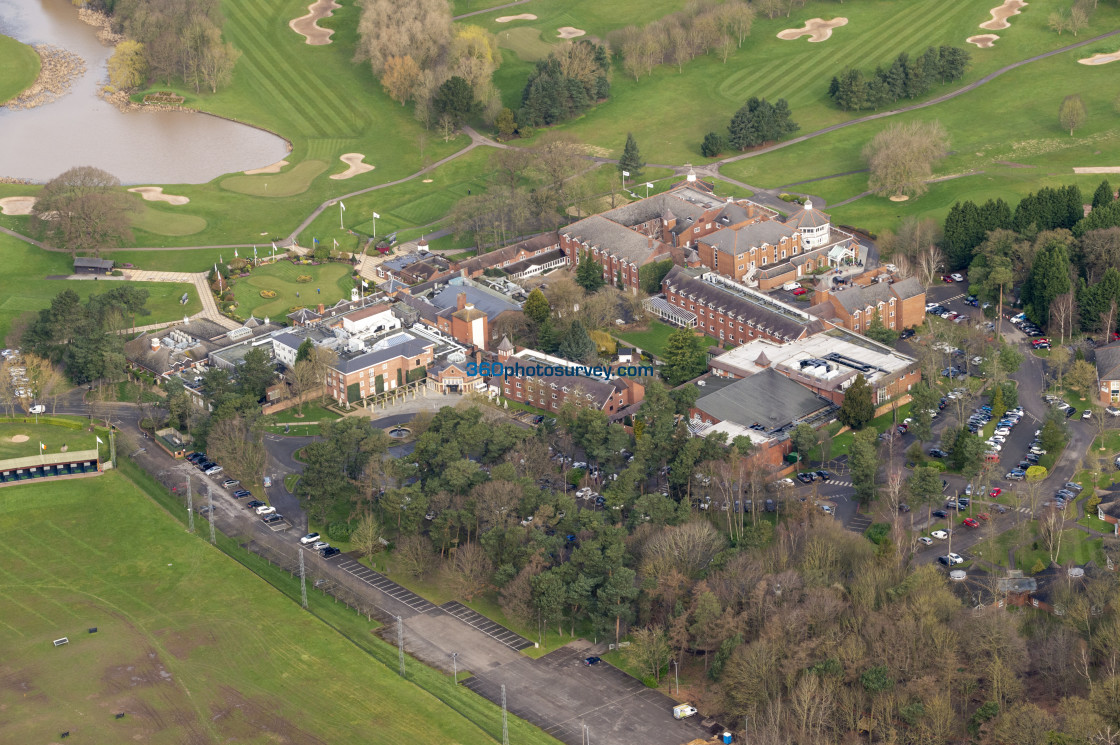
0, 34, 40, 104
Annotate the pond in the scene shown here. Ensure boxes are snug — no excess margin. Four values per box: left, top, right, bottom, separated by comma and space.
0, 0, 289, 184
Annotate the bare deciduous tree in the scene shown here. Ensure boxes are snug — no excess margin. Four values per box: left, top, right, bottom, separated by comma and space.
863, 120, 950, 198
31, 166, 135, 257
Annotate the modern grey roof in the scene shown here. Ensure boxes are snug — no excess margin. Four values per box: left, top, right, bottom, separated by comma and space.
393, 293, 439, 324
429, 285, 520, 322
382, 253, 427, 272
662, 266, 808, 342
1097, 342, 1120, 381
561, 215, 659, 264
273, 331, 304, 353
702, 221, 797, 257
334, 337, 433, 374
695, 367, 831, 431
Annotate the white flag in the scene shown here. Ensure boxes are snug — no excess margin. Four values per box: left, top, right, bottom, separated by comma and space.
361, 279, 368, 288
339, 201, 346, 211
372, 211, 380, 219
271, 242, 277, 251
96, 436, 104, 444
645, 182, 654, 189
333, 239, 338, 248
622, 171, 630, 177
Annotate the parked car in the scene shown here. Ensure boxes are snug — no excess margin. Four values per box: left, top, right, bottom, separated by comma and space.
319, 546, 341, 558
1064, 482, 1084, 493
918, 536, 933, 546
246, 500, 265, 510
1066, 407, 1077, 418
929, 449, 948, 458
932, 509, 949, 519
815, 470, 832, 481
792, 287, 808, 296
796, 472, 816, 484
222, 479, 240, 489
976, 513, 991, 521
900, 328, 915, 339
584, 656, 602, 666
204, 465, 223, 476
28, 404, 45, 414
931, 530, 949, 540
255, 504, 276, 515
989, 488, 1002, 497
963, 517, 980, 528
300, 532, 321, 545
950, 273, 964, 282
233, 490, 252, 499
262, 514, 282, 524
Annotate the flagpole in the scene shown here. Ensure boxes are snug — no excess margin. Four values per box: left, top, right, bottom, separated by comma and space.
339, 201, 345, 230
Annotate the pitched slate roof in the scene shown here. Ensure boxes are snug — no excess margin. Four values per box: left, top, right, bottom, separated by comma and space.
787, 201, 830, 229
334, 337, 433, 374
662, 266, 808, 342
701, 221, 797, 256
1097, 342, 1120, 381
891, 277, 925, 301
695, 368, 831, 431
831, 282, 897, 314
429, 285, 520, 322
560, 215, 658, 264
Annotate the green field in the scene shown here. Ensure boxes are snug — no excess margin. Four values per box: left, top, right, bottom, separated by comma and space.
231, 259, 354, 319
0, 470, 548, 745
615, 320, 679, 359
0, 421, 109, 462
0, 34, 40, 104
0, 233, 201, 346
130, 202, 209, 237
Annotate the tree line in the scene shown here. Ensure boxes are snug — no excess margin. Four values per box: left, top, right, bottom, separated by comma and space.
516, 42, 611, 129
94, 0, 240, 93
827, 46, 971, 111
607, 0, 755, 82
702, 96, 800, 156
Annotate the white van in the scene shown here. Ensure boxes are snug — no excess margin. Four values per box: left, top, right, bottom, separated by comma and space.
782, 281, 800, 292
28, 404, 45, 414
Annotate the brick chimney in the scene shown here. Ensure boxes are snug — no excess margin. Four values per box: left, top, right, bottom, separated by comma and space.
317, 303, 325, 314
457, 292, 467, 311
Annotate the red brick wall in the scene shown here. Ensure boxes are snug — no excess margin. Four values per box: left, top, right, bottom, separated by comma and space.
664, 289, 787, 345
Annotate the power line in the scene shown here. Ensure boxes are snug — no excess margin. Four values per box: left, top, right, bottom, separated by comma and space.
397, 616, 405, 677
501, 684, 509, 745
186, 476, 194, 533
299, 548, 308, 609
207, 485, 215, 545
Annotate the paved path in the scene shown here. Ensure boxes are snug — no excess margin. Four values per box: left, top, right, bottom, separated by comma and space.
453, 0, 533, 20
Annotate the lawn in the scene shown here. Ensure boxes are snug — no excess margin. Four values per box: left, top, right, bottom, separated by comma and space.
0, 421, 109, 462
269, 401, 341, 423
615, 320, 680, 359
129, 201, 208, 237
822, 403, 913, 459
0, 233, 201, 346
220, 160, 330, 197
0, 34, 40, 105
0, 470, 551, 745
1013, 528, 1105, 570
231, 258, 354, 319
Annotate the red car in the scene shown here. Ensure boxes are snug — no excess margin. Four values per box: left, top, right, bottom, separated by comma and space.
941, 275, 955, 283
792, 287, 808, 296
976, 513, 991, 521
962, 517, 980, 528
989, 488, 1002, 497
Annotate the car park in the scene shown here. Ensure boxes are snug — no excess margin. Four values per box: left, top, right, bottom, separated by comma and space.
300, 533, 321, 545
815, 470, 832, 481
1064, 482, 1083, 493
797, 472, 816, 484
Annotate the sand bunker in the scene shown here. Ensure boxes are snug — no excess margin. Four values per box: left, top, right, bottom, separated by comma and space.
980, 0, 1027, 30
290, 0, 341, 45
128, 187, 190, 205
244, 159, 289, 175
9, 435, 29, 443
329, 153, 375, 180
1074, 167, 1120, 174
422, 179, 433, 183
777, 18, 848, 42
557, 27, 586, 39
496, 14, 537, 22
1079, 51, 1120, 66
967, 34, 999, 48
0, 196, 36, 215
889, 195, 910, 202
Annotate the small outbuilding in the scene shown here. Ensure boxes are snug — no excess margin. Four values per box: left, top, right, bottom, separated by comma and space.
73, 257, 115, 275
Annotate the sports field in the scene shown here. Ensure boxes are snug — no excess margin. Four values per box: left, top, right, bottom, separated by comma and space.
231, 259, 354, 319
0, 34, 40, 104
0, 233, 201, 346
0, 471, 544, 744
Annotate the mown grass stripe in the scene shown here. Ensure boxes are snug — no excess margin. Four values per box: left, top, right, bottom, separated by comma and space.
228, 1, 346, 135
240, 0, 366, 133
225, 24, 326, 136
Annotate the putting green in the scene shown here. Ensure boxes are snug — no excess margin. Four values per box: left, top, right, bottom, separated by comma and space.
0, 35, 40, 104
496, 26, 555, 61
232, 259, 353, 319
220, 160, 328, 197
131, 203, 208, 237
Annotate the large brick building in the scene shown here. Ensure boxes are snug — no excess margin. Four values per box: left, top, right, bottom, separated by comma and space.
453, 233, 561, 278
563, 186, 772, 291
1095, 342, 1120, 405
808, 274, 926, 334
658, 266, 817, 345
490, 345, 645, 415
696, 221, 802, 284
